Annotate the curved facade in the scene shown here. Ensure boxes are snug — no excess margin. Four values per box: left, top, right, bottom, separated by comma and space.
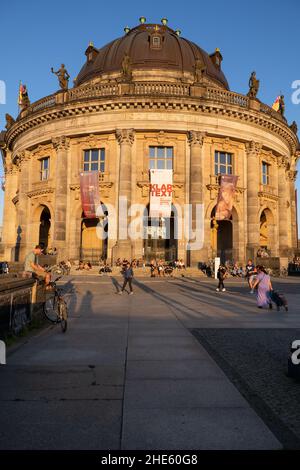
0, 21, 299, 265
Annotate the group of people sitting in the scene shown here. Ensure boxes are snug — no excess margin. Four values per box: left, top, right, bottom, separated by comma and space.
115, 258, 144, 268
76, 260, 92, 271
256, 248, 270, 258
149, 259, 175, 277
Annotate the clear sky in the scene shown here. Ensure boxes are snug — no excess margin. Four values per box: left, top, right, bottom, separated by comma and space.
0, 0, 299, 226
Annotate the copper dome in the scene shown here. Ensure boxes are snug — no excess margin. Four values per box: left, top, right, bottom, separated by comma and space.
76, 23, 229, 89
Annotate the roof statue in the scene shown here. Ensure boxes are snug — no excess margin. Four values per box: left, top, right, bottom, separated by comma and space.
247, 71, 259, 98
5, 113, 15, 130
121, 53, 132, 82
51, 64, 70, 90
194, 58, 206, 84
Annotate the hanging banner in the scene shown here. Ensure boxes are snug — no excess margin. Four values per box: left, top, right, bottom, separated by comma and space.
149, 169, 173, 218
215, 175, 238, 220
80, 172, 101, 218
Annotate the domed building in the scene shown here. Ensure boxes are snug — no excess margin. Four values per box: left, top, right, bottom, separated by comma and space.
0, 19, 299, 266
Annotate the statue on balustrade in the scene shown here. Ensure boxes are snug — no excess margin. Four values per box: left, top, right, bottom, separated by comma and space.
5, 113, 15, 130
247, 71, 259, 98
290, 120, 298, 134
278, 95, 285, 116
194, 58, 206, 83
121, 53, 132, 81
51, 64, 70, 90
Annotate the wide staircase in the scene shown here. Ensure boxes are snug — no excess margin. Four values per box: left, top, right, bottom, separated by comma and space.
70, 265, 207, 278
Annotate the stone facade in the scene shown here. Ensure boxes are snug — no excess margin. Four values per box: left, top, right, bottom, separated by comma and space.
0, 22, 299, 266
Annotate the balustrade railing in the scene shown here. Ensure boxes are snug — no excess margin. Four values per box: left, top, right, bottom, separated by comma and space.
68, 83, 119, 100
260, 102, 285, 122
205, 87, 249, 107
134, 82, 190, 96
21, 81, 288, 130
30, 95, 56, 112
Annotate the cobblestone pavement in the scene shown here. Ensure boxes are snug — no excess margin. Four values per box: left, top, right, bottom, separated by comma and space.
192, 328, 300, 449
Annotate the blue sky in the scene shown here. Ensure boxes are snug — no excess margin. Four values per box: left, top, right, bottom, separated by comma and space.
0, 0, 299, 226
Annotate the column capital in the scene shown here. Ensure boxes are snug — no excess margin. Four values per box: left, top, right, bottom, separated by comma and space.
277, 156, 289, 170
188, 130, 205, 147
245, 141, 262, 155
52, 136, 70, 151
116, 128, 135, 146
287, 170, 297, 182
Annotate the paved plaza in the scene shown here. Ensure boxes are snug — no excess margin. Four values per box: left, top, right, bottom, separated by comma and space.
1, 275, 300, 450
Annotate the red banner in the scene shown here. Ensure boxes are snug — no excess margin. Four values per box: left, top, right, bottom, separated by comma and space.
80, 172, 100, 218
215, 175, 238, 220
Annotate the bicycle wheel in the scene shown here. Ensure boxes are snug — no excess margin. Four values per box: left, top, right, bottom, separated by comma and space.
44, 295, 59, 323
59, 300, 68, 333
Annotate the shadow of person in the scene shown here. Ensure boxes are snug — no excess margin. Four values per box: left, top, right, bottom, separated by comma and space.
62, 279, 77, 317
110, 276, 124, 294
77, 289, 94, 316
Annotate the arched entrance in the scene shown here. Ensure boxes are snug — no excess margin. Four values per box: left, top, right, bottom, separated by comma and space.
80, 204, 108, 263
210, 206, 235, 264
39, 207, 51, 250
259, 208, 275, 255
143, 204, 178, 262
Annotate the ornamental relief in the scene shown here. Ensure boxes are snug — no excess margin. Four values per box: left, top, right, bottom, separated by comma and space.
32, 144, 53, 159
210, 137, 243, 153
73, 134, 110, 149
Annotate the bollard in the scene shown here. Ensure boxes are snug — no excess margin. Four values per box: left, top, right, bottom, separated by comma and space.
287, 340, 300, 379
0, 340, 6, 364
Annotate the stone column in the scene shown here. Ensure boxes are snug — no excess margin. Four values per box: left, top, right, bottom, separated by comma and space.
112, 129, 135, 261
187, 131, 206, 266
288, 169, 298, 251
1, 159, 19, 261
52, 136, 70, 260
16, 151, 31, 261
278, 157, 289, 256
246, 141, 261, 260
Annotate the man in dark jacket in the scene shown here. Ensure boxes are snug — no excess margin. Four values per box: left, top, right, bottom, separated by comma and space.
119, 262, 134, 295
216, 265, 227, 292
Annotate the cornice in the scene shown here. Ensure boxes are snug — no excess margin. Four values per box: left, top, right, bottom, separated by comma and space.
5, 97, 298, 155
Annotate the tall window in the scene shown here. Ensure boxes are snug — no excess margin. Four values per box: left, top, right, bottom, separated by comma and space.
149, 146, 173, 170
262, 162, 270, 185
83, 149, 105, 172
40, 157, 49, 181
214, 151, 233, 175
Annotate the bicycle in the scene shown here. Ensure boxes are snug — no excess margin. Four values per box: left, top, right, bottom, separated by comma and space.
43, 276, 68, 333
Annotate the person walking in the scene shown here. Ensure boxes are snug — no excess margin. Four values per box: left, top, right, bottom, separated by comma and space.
252, 265, 273, 309
216, 265, 227, 292
245, 259, 257, 293
119, 262, 134, 295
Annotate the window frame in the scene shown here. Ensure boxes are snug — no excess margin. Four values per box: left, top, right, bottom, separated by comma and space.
149, 146, 173, 170
40, 157, 50, 181
83, 148, 105, 173
261, 161, 270, 186
214, 150, 233, 175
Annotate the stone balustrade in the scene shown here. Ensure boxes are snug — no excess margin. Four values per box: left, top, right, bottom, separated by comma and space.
12, 81, 290, 131
205, 87, 249, 108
